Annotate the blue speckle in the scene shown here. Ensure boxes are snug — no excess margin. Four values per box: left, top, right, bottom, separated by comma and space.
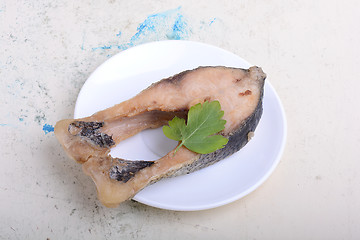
0, 123, 17, 128
81, 32, 86, 50
19, 118, 24, 122
209, 18, 216, 26
92, 45, 113, 51
117, 43, 133, 50
167, 14, 188, 40
43, 123, 54, 134
116, 31, 122, 37
129, 13, 159, 43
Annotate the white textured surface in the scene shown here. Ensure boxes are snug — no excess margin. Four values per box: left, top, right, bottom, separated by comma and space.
1, 0, 360, 239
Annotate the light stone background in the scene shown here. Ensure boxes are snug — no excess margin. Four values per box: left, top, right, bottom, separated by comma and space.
1, 0, 360, 239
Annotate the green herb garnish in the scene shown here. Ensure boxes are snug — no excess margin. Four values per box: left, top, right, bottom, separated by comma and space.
163, 100, 228, 154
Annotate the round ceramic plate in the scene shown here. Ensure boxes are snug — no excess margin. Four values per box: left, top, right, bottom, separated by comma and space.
74, 40, 287, 211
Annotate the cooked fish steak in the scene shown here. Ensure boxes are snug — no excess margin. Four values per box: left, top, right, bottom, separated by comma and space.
55, 66, 266, 207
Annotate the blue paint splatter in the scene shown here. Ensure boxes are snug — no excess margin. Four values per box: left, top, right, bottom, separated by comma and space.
92, 45, 113, 51
128, 6, 189, 45
0, 123, 17, 128
92, 6, 189, 52
81, 32, 86, 50
43, 123, 54, 134
209, 18, 216, 26
19, 117, 24, 122
167, 14, 188, 40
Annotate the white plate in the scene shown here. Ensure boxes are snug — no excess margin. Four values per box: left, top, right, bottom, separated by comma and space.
74, 40, 287, 211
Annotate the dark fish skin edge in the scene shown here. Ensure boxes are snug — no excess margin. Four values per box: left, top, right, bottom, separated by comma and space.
170, 75, 265, 177
109, 159, 155, 183
68, 121, 115, 148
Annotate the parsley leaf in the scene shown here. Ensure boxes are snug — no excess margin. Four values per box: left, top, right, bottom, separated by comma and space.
163, 101, 229, 154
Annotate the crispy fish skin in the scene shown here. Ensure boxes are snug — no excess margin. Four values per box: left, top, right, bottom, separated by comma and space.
55, 66, 266, 207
